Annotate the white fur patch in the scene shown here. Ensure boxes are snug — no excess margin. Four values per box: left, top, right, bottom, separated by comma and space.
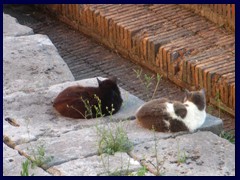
163, 120, 170, 131
165, 101, 206, 132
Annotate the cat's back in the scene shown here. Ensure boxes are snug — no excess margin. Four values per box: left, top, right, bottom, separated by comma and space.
136, 98, 170, 131
53, 85, 97, 105
52, 85, 100, 119
136, 98, 189, 132
136, 98, 168, 118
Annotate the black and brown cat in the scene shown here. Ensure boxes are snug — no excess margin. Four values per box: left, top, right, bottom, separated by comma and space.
136, 89, 206, 132
53, 77, 123, 119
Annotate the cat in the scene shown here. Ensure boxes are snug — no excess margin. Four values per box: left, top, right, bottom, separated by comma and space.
135, 89, 206, 132
53, 77, 123, 119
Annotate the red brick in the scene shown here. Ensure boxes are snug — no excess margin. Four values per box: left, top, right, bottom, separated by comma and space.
93, 5, 116, 37
208, 66, 233, 97
197, 56, 232, 88
101, 6, 132, 40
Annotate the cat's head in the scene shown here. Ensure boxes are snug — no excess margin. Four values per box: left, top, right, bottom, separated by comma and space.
97, 77, 119, 91
183, 89, 206, 111
96, 77, 123, 110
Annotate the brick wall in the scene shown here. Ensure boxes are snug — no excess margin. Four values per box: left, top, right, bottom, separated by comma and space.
40, 4, 235, 116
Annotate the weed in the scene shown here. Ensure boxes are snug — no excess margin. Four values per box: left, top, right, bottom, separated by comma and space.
68, 94, 105, 119
71, 94, 133, 155
20, 119, 53, 175
100, 153, 131, 176
97, 121, 133, 155
68, 93, 134, 174
220, 131, 235, 144
151, 128, 164, 176
93, 94, 104, 118
177, 142, 187, 164
152, 73, 162, 100
30, 144, 53, 167
133, 68, 162, 100
135, 166, 148, 176
20, 160, 32, 176
207, 104, 214, 114
20, 144, 53, 176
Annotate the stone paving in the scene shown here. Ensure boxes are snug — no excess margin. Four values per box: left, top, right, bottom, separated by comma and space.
3, 5, 235, 132
3, 12, 235, 176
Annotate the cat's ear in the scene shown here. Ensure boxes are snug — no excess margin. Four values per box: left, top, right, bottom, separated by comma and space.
109, 76, 117, 83
183, 89, 189, 102
184, 89, 190, 96
183, 89, 190, 102
96, 78, 102, 86
200, 88, 205, 95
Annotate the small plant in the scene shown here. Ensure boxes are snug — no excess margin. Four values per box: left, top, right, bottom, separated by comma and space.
177, 142, 187, 164
151, 128, 164, 176
97, 121, 133, 155
100, 152, 131, 176
207, 104, 214, 114
220, 131, 235, 144
67, 90, 133, 175
30, 144, 53, 167
152, 73, 162, 100
20, 145, 53, 176
20, 160, 32, 176
135, 166, 148, 176
79, 95, 133, 155
68, 94, 105, 119
93, 94, 104, 118
133, 68, 162, 100
20, 144, 53, 176
21, 119, 53, 176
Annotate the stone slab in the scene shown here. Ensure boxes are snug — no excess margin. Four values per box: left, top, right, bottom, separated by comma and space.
3, 144, 51, 176
3, 34, 75, 96
11, 120, 173, 169
3, 13, 34, 37
199, 113, 223, 135
48, 152, 142, 176
129, 131, 235, 176
124, 120, 188, 145
3, 78, 144, 145
96, 115, 222, 146
15, 127, 99, 168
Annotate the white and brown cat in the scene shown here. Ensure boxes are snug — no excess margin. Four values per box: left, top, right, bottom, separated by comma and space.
136, 89, 206, 132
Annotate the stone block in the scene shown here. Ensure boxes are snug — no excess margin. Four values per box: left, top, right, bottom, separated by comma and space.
3, 34, 74, 96
3, 13, 34, 37
3, 144, 51, 176
48, 152, 142, 176
129, 131, 235, 176
3, 78, 144, 146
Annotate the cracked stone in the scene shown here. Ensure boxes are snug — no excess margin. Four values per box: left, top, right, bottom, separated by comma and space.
129, 131, 235, 176
3, 143, 51, 176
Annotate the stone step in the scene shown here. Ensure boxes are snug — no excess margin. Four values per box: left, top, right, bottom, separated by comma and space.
3, 143, 51, 176
129, 131, 235, 176
3, 34, 74, 96
3, 12, 34, 36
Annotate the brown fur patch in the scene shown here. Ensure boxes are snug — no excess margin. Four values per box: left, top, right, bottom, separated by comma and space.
173, 102, 187, 118
136, 98, 189, 132
184, 89, 206, 111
